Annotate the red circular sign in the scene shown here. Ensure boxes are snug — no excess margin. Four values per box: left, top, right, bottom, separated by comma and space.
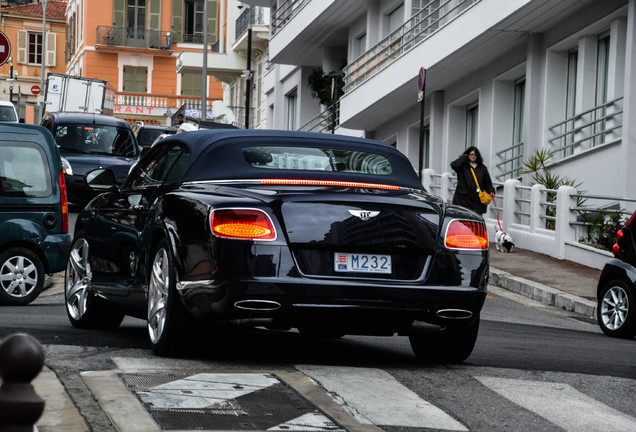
31, 85, 41, 95
418, 67, 426, 92
0, 31, 11, 66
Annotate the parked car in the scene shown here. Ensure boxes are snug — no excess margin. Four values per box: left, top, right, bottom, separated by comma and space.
41, 112, 140, 205
0, 123, 71, 305
0, 101, 19, 123
65, 129, 489, 361
132, 121, 177, 148
597, 210, 636, 338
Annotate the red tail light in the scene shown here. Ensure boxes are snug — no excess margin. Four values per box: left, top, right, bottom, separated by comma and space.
617, 229, 624, 240
612, 243, 620, 255
445, 220, 488, 250
59, 169, 69, 234
260, 179, 401, 190
210, 209, 276, 240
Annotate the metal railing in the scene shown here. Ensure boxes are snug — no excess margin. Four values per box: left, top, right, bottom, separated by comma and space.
96, 26, 172, 50
271, 0, 311, 35
236, 6, 267, 38
495, 141, 524, 180
297, 103, 340, 134
344, 0, 479, 93
548, 97, 623, 159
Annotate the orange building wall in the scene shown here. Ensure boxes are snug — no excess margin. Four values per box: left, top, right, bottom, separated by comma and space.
82, 51, 119, 84
152, 56, 178, 95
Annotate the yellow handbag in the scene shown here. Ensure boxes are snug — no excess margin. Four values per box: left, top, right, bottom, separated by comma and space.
470, 167, 492, 205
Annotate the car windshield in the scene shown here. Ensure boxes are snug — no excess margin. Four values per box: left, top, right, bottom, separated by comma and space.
0, 106, 17, 122
54, 124, 138, 158
242, 146, 393, 175
138, 128, 172, 148
0, 142, 51, 197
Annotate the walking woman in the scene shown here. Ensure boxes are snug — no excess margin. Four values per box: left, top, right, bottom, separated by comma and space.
450, 146, 495, 214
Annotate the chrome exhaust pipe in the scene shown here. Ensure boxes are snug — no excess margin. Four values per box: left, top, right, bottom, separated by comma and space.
436, 309, 473, 319
234, 300, 281, 311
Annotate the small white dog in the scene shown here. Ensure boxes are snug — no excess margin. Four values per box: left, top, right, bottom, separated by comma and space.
495, 228, 515, 253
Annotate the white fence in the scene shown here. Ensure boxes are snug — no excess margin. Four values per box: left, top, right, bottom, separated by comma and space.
422, 169, 636, 269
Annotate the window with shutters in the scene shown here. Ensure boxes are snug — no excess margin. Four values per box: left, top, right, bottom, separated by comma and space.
185, 0, 204, 43
28, 33, 43, 64
123, 66, 148, 93
127, 0, 147, 39
388, 4, 404, 35
181, 72, 202, 96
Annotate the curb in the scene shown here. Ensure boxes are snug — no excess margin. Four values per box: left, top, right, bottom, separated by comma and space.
490, 267, 597, 318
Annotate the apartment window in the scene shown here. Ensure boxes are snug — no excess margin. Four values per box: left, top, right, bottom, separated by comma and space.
465, 104, 478, 148
181, 71, 202, 96
354, 33, 366, 59
564, 49, 578, 156
421, 126, 430, 169
388, 4, 404, 35
126, 0, 147, 38
594, 33, 610, 146
286, 92, 297, 131
28, 33, 43, 65
123, 66, 147, 93
511, 79, 525, 177
185, 0, 204, 43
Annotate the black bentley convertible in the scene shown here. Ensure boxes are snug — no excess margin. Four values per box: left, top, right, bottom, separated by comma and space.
65, 129, 489, 361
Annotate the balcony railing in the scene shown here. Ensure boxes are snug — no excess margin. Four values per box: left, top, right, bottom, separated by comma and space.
297, 103, 340, 134
115, 93, 219, 111
548, 97, 623, 159
495, 141, 524, 181
271, 0, 311, 35
96, 26, 172, 50
344, 0, 479, 93
236, 6, 267, 39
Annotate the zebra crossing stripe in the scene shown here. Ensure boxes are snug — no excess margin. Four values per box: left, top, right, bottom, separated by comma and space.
297, 365, 468, 431
477, 376, 636, 432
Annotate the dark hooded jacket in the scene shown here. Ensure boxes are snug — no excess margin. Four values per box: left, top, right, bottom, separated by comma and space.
450, 154, 495, 214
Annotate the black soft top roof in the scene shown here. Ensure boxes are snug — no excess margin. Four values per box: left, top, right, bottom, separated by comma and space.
158, 129, 423, 189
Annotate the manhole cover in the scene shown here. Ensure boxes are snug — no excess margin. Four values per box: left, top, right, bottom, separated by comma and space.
120, 372, 347, 431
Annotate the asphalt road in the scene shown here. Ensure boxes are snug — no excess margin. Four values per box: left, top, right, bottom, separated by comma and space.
1, 285, 635, 432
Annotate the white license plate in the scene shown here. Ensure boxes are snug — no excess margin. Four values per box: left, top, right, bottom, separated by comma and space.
334, 253, 392, 274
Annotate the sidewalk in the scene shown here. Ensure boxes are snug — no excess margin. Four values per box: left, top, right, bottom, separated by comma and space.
32, 245, 603, 432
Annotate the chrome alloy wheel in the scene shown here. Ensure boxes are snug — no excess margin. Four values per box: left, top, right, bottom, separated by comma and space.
66, 238, 92, 320
148, 247, 170, 344
0, 255, 38, 298
600, 284, 629, 331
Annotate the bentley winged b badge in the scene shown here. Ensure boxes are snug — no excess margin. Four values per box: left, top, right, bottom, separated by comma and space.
348, 210, 380, 221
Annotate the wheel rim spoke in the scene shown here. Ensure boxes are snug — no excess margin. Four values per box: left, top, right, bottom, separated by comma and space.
148, 248, 170, 344
602, 286, 629, 330
66, 239, 92, 320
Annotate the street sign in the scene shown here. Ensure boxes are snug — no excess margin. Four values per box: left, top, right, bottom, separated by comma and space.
31, 85, 41, 95
418, 67, 426, 92
0, 31, 11, 66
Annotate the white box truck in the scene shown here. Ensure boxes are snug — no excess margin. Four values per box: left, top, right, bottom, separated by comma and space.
44, 73, 115, 115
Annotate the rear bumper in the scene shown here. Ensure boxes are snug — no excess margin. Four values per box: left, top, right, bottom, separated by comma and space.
42, 233, 72, 273
178, 278, 487, 334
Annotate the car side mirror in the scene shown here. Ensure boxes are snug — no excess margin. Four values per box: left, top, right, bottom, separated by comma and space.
85, 168, 117, 190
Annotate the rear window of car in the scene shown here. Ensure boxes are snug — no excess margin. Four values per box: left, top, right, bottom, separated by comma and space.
242, 146, 393, 175
138, 128, 175, 148
54, 124, 138, 158
0, 142, 51, 197
0, 105, 18, 122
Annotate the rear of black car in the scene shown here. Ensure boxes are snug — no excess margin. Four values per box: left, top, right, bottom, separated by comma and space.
165, 132, 489, 361
597, 210, 636, 338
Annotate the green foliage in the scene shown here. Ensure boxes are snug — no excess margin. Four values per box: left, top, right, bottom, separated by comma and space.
307, 68, 344, 106
578, 208, 625, 251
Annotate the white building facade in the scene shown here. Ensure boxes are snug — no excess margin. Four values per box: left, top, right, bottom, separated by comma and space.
247, 0, 635, 202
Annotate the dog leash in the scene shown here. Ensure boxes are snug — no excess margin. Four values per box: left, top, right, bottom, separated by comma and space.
492, 196, 504, 232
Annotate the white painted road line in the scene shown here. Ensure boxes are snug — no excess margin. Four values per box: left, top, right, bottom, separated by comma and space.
297, 365, 468, 431
477, 376, 636, 432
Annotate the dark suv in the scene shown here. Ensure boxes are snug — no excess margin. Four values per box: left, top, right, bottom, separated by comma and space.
41, 112, 140, 205
0, 123, 71, 305
597, 210, 636, 338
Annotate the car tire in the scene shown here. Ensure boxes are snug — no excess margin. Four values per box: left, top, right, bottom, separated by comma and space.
147, 239, 193, 356
597, 279, 636, 339
65, 233, 125, 330
409, 316, 480, 363
0, 247, 45, 306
